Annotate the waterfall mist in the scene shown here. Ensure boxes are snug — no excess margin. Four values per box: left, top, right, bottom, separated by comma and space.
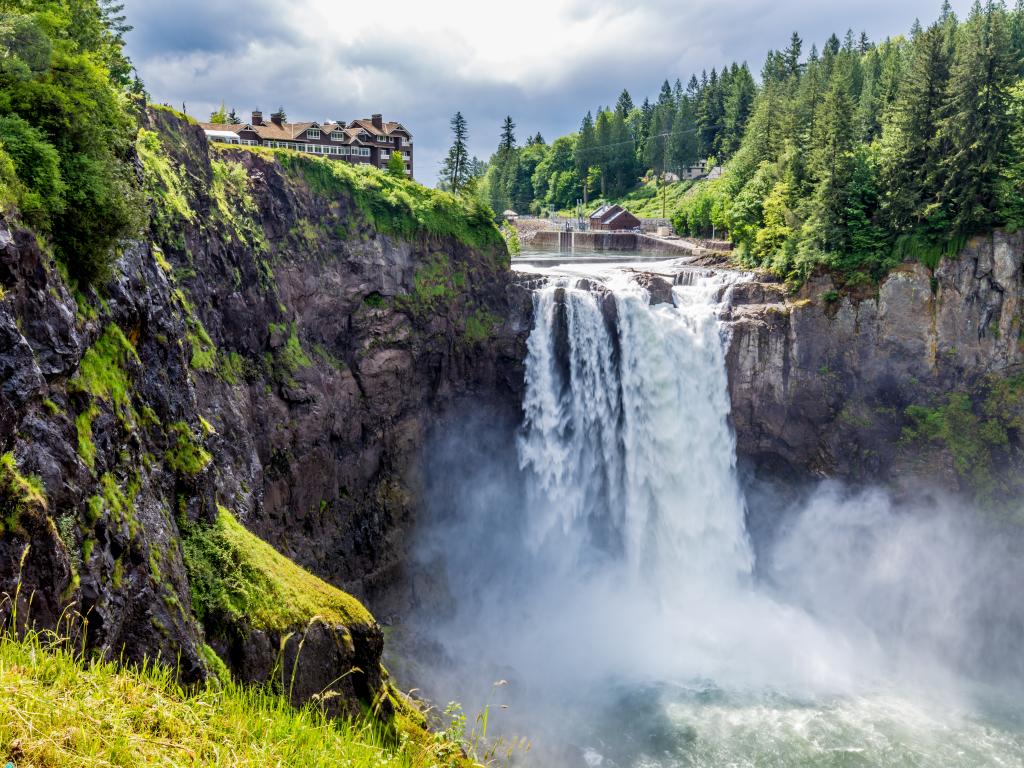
403, 265, 1024, 765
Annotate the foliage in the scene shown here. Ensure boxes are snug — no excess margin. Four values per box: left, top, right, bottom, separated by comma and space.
901, 373, 1024, 506
69, 324, 139, 422
0, 0, 144, 282
0, 628, 435, 767
164, 421, 212, 477
0, 451, 46, 538
499, 221, 520, 254
667, 3, 1024, 286
463, 308, 501, 344
209, 155, 267, 251
278, 150, 502, 252
439, 111, 470, 192
386, 147, 406, 177
182, 505, 373, 635
0, 114, 64, 229
137, 128, 195, 238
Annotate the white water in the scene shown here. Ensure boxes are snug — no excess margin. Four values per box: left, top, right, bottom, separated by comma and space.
410, 255, 1024, 766
519, 272, 751, 596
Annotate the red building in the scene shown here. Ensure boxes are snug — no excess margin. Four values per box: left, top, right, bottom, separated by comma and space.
201, 111, 414, 178
589, 204, 642, 231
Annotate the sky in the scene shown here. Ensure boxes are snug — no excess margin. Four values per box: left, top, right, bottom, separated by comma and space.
123, 0, 975, 186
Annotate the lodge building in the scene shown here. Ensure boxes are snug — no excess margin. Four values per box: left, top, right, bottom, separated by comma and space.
201, 111, 413, 178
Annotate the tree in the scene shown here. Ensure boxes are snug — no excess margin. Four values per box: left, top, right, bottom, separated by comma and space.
666, 97, 698, 173
440, 111, 470, 192
228, 108, 241, 125
937, 0, 1016, 232
784, 31, 803, 78
209, 102, 229, 124
878, 21, 953, 231
615, 89, 634, 118
386, 148, 406, 177
499, 115, 516, 151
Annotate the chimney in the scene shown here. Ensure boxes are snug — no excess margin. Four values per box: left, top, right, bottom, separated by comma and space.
371, 113, 383, 130
251, 110, 263, 126
270, 111, 285, 127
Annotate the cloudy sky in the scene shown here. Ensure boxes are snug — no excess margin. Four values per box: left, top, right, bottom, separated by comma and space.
123, 0, 973, 185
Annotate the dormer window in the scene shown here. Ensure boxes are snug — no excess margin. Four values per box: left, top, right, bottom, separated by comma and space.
360, 133, 372, 141
330, 130, 345, 141
307, 128, 321, 139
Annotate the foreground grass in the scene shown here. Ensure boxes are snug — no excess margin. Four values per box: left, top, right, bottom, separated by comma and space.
0, 630, 423, 768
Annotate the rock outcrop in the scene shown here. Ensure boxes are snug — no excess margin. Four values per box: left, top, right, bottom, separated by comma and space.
723, 231, 1024, 495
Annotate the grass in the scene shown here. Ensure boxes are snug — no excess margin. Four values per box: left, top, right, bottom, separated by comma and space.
182, 506, 373, 634
210, 157, 268, 252
275, 150, 504, 253
69, 324, 139, 422
0, 628, 422, 768
137, 128, 196, 238
0, 452, 46, 538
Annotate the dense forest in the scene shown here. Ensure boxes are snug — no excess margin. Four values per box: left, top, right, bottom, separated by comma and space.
477, 0, 1024, 284
474, 63, 757, 215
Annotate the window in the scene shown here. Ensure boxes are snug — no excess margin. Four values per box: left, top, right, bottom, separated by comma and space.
331, 130, 345, 141
380, 150, 389, 159
241, 139, 257, 146
307, 128, 321, 139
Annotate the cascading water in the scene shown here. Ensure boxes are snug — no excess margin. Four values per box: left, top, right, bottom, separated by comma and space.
410, 252, 1024, 768
518, 272, 752, 595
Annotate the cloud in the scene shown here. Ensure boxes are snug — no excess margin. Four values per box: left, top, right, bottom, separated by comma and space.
123, 0, 976, 185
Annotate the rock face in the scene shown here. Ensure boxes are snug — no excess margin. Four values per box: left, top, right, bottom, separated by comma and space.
723, 232, 1024, 490
0, 105, 531, 715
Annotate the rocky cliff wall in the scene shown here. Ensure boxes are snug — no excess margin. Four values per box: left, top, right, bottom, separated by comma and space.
0, 105, 530, 717
724, 231, 1024, 500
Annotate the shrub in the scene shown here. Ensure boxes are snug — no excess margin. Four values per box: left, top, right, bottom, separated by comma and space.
0, 114, 65, 229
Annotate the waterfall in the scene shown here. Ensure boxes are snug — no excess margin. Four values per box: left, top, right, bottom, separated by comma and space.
518, 270, 753, 598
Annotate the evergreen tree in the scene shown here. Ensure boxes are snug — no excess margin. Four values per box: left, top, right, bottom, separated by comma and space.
721, 63, 756, 157
667, 97, 698, 173
209, 102, 228, 125
937, 0, 1016, 232
499, 115, 516, 151
440, 111, 470, 192
615, 89, 634, 117
784, 31, 803, 78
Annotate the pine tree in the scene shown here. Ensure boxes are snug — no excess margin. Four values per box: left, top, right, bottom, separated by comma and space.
667, 97, 698, 173
937, 0, 1016, 232
499, 116, 516, 151
576, 111, 596, 182
615, 89, 634, 117
721, 63, 756, 157
209, 102, 228, 124
879, 21, 953, 231
658, 79, 674, 108
440, 111, 470, 192
784, 31, 803, 78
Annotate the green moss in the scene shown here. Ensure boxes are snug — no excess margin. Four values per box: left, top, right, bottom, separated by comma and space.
901, 373, 1024, 506
112, 557, 123, 589
165, 422, 212, 477
362, 292, 387, 309
70, 324, 140, 421
137, 128, 195, 237
463, 308, 501, 344
267, 322, 312, 384
182, 505, 374, 635
210, 158, 268, 252
397, 254, 469, 316
97, 472, 140, 538
188, 322, 217, 372
75, 404, 99, 471
42, 398, 62, 416
217, 351, 251, 385
0, 452, 47, 538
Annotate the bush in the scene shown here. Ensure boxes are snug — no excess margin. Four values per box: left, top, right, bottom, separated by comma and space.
0, 114, 65, 229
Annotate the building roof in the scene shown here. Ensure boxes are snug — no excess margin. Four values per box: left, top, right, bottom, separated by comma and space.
198, 119, 398, 145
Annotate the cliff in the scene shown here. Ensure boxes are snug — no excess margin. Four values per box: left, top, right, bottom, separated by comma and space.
0, 105, 529, 721
724, 231, 1024, 503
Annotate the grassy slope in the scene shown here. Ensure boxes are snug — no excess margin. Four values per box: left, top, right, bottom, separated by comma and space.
558, 178, 697, 219
0, 630, 437, 768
